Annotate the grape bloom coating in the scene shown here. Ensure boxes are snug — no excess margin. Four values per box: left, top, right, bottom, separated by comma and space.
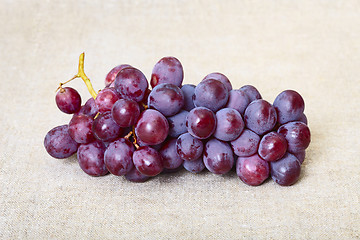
45, 53, 311, 186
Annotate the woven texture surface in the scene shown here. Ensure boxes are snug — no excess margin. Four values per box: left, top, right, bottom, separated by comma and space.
1, 1, 359, 239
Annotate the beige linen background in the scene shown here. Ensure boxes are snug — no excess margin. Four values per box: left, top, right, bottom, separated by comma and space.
1, 0, 359, 239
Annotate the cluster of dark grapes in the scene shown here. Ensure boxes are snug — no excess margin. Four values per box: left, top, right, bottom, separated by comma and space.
44, 55, 311, 186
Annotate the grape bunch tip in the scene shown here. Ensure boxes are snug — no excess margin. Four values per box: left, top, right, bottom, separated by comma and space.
44, 53, 311, 186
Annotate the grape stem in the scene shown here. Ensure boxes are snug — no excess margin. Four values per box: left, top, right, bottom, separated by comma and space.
57, 53, 98, 99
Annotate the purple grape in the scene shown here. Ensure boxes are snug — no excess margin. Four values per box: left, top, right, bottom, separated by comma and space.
159, 139, 184, 170
148, 83, 184, 116
186, 107, 216, 140
202, 72, 232, 92
236, 154, 270, 186
230, 129, 260, 157
44, 125, 79, 159
114, 67, 148, 102
68, 114, 95, 144
55, 87, 81, 114
273, 90, 305, 125
125, 167, 150, 182
77, 141, 108, 177
214, 108, 244, 141
111, 99, 140, 128
270, 152, 301, 186
258, 132, 287, 162
78, 98, 98, 118
133, 146, 163, 176
278, 121, 311, 153
176, 133, 204, 161
226, 89, 250, 115
239, 85, 262, 102
95, 87, 121, 113
183, 158, 205, 173
104, 138, 134, 176
167, 110, 188, 138
181, 84, 195, 111
135, 109, 169, 145
294, 151, 306, 164
297, 113, 308, 125
105, 64, 132, 87
193, 79, 229, 112
244, 99, 277, 135
203, 139, 234, 175
151, 56, 183, 88
92, 112, 123, 142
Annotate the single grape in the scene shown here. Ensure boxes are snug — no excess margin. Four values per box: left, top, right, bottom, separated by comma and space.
77, 141, 108, 177
92, 112, 123, 142
167, 110, 188, 138
183, 157, 205, 173
244, 99, 277, 135
78, 97, 98, 118
133, 146, 163, 176
104, 138, 134, 176
214, 108, 244, 141
159, 139, 184, 170
202, 72, 232, 92
193, 79, 229, 112
294, 151, 306, 164
135, 109, 169, 145
105, 64, 132, 87
44, 125, 79, 159
203, 139, 234, 175
258, 132, 287, 162
55, 87, 81, 114
125, 167, 150, 182
297, 113, 308, 125
68, 114, 95, 144
115, 67, 148, 102
236, 154, 270, 186
148, 83, 184, 116
278, 121, 311, 153
230, 129, 260, 157
176, 133, 204, 161
151, 56, 183, 88
239, 85, 262, 102
186, 107, 216, 140
273, 90, 305, 124
111, 99, 140, 128
95, 87, 121, 113
270, 152, 301, 186
181, 84, 196, 111
226, 89, 250, 115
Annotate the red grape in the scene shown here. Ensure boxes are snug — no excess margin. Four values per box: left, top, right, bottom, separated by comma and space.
236, 154, 270, 186
258, 132, 287, 162
133, 146, 163, 176
186, 107, 216, 140
55, 87, 81, 114
115, 67, 148, 102
151, 56, 183, 88
77, 141, 108, 177
135, 109, 169, 145
44, 125, 79, 159
68, 114, 95, 144
111, 99, 140, 128
193, 79, 229, 112
202, 72, 232, 92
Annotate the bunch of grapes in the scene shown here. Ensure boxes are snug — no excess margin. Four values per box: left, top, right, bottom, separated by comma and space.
44, 53, 311, 186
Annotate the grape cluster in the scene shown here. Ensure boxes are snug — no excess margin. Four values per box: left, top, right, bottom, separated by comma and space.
44, 54, 311, 186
